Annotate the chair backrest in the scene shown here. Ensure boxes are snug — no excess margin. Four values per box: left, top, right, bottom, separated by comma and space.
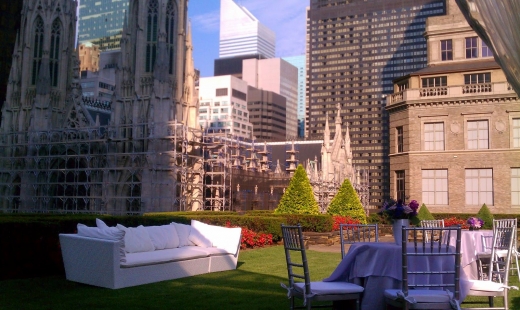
487, 226, 516, 283
400, 226, 461, 300
339, 223, 379, 258
481, 234, 493, 253
492, 219, 518, 254
281, 224, 311, 293
420, 220, 445, 242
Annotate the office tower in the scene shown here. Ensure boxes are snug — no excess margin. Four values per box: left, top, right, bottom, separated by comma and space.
247, 86, 287, 142
282, 55, 306, 138
307, 0, 446, 206
0, 2, 23, 123
198, 75, 253, 139
387, 0, 519, 213
242, 58, 298, 139
77, 0, 129, 50
219, 0, 275, 59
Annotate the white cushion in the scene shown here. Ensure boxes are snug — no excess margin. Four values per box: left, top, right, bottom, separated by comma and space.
171, 222, 194, 247
121, 247, 210, 267
145, 225, 180, 250
294, 281, 364, 295
210, 226, 242, 254
468, 279, 506, 292
116, 224, 155, 253
384, 289, 453, 303
77, 223, 124, 241
95, 218, 110, 229
188, 225, 213, 248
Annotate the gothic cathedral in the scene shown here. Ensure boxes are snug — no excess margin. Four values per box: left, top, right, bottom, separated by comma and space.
0, 0, 203, 213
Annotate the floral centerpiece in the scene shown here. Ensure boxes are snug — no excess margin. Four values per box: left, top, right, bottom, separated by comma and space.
467, 217, 484, 231
381, 199, 420, 221
381, 199, 420, 245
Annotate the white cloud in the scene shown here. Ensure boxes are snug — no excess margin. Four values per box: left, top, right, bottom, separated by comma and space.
191, 10, 220, 33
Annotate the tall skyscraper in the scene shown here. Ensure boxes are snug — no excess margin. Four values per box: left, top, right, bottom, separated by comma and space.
219, 0, 276, 59
282, 55, 306, 138
242, 58, 298, 139
307, 0, 446, 206
77, 0, 129, 50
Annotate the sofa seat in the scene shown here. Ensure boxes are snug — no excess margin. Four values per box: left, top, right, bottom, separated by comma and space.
122, 247, 210, 268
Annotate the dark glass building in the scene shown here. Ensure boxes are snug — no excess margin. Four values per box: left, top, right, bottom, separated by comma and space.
307, 0, 446, 206
78, 0, 129, 50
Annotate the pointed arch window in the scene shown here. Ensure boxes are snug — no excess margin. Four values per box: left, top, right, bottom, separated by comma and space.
50, 19, 62, 87
166, 0, 176, 75
32, 16, 44, 85
146, 0, 158, 72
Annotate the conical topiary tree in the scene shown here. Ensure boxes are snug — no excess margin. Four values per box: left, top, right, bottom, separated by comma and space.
274, 164, 320, 215
414, 203, 434, 226
326, 178, 366, 223
476, 203, 494, 229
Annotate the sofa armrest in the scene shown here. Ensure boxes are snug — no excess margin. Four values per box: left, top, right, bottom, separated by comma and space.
59, 234, 121, 289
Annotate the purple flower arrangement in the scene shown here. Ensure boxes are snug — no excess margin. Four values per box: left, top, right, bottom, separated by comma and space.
382, 199, 419, 220
467, 217, 484, 230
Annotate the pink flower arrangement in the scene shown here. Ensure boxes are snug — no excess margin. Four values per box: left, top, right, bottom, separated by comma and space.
467, 217, 484, 229
381, 199, 419, 220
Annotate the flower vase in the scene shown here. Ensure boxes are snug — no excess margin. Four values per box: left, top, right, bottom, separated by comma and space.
392, 219, 410, 245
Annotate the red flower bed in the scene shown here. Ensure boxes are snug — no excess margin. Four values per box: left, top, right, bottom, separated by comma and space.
226, 222, 273, 249
443, 217, 469, 229
332, 215, 362, 231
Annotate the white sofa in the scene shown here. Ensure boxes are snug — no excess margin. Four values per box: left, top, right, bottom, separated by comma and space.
59, 219, 242, 289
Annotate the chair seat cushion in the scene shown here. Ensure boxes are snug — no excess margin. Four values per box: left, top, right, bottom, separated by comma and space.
467, 279, 505, 292
294, 281, 363, 295
384, 289, 453, 303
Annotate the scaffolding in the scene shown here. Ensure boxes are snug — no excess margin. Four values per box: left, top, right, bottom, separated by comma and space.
0, 121, 203, 214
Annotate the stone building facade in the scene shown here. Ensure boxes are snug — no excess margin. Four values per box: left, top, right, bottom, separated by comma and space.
386, 0, 520, 214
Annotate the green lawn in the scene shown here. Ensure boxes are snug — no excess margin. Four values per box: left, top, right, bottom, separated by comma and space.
1, 246, 518, 309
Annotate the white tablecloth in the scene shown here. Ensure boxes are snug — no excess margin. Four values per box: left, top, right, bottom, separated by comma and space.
324, 242, 470, 310
444, 230, 494, 279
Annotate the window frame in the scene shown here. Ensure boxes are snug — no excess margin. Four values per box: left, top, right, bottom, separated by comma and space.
422, 169, 448, 205
465, 168, 493, 206
396, 126, 403, 153
467, 120, 489, 150
440, 39, 453, 61
465, 36, 478, 59
423, 122, 445, 151
395, 170, 405, 202
512, 168, 520, 207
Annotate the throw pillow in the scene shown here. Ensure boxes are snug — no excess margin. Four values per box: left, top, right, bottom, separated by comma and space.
116, 224, 155, 253
145, 225, 180, 250
96, 218, 110, 229
171, 222, 194, 247
77, 223, 124, 241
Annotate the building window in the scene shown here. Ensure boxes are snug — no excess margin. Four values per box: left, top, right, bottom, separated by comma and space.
481, 40, 493, 57
49, 19, 62, 87
441, 39, 453, 61
145, 0, 158, 72
166, 0, 175, 74
464, 73, 491, 84
396, 126, 403, 153
513, 118, 520, 148
396, 170, 405, 202
422, 169, 448, 205
424, 122, 444, 151
215, 88, 228, 96
421, 76, 447, 88
465, 169, 493, 205
467, 120, 489, 149
32, 16, 45, 85
512, 168, 520, 207
465, 37, 478, 58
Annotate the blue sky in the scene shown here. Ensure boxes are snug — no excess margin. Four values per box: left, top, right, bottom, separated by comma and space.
188, 0, 308, 77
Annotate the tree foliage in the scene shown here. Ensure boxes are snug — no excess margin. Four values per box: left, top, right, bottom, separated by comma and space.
326, 178, 367, 223
274, 164, 320, 215
476, 203, 494, 229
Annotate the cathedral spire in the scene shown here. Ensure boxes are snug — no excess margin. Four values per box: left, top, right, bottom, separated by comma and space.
323, 110, 330, 147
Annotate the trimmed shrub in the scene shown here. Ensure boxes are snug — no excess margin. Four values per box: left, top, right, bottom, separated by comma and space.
476, 203, 494, 229
417, 203, 435, 221
326, 178, 367, 223
274, 164, 320, 215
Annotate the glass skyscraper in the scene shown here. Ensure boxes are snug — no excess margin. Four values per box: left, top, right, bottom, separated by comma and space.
307, 0, 446, 206
77, 0, 129, 50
